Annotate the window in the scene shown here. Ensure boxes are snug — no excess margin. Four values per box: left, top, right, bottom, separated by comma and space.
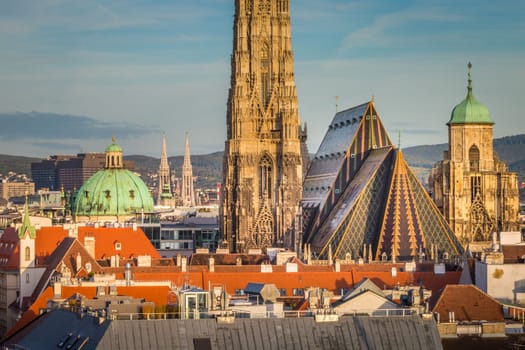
471, 176, 481, 201
25, 246, 31, 262
469, 145, 480, 172
260, 43, 270, 106
259, 155, 273, 200
26, 273, 29, 284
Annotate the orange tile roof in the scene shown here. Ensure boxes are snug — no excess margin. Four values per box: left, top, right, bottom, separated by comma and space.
33, 226, 160, 263
77, 226, 160, 259
430, 284, 504, 322
5, 286, 54, 339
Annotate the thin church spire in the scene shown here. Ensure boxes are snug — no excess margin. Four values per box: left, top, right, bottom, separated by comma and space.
182, 132, 195, 207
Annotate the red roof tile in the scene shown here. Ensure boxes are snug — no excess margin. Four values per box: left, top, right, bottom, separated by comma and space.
430, 284, 504, 322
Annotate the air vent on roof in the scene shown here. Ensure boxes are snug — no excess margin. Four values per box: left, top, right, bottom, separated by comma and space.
366, 115, 370, 120
372, 115, 377, 120
351, 154, 356, 158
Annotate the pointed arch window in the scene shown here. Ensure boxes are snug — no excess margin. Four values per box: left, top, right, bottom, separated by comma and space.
259, 155, 273, 200
260, 43, 270, 106
25, 246, 31, 261
469, 145, 480, 172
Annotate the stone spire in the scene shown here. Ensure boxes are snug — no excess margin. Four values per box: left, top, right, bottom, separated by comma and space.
158, 133, 173, 205
221, 0, 304, 253
181, 132, 195, 207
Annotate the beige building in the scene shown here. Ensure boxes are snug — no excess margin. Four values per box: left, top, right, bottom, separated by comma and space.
0, 181, 35, 201
221, 0, 306, 253
430, 63, 520, 245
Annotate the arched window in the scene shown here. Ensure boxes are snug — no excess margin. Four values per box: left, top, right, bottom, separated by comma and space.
259, 155, 273, 199
469, 145, 480, 172
260, 43, 270, 106
25, 246, 31, 261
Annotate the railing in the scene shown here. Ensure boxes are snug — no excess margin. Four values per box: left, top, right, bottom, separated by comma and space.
57, 305, 416, 321
503, 304, 525, 322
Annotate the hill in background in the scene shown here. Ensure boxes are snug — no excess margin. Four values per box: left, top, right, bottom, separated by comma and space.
1, 135, 524, 190
403, 134, 525, 184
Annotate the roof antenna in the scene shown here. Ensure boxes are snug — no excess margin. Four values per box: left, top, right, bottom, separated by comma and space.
335, 96, 339, 113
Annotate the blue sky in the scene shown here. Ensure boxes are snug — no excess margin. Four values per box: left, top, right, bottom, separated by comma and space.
0, 0, 524, 158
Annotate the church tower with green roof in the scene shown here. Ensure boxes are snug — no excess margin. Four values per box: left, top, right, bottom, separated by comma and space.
430, 64, 519, 245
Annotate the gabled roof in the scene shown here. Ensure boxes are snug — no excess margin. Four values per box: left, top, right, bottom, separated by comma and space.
31, 238, 104, 301
302, 101, 392, 217
305, 101, 463, 261
340, 277, 384, 301
331, 288, 400, 312
34, 226, 160, 261
429, 284, 504, 322
375, 151, 462, 260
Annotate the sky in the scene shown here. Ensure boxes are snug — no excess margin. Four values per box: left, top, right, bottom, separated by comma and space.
0, 0, 524, 158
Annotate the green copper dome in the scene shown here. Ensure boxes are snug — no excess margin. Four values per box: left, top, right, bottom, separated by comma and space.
73, 139, 154, 220
448, 63, 493, 125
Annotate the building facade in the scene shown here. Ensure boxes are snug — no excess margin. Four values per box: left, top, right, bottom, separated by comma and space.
430, 64, 520, 245
0, 181, 35, 201
31, 153, 105, 192
221, 0, 305, 253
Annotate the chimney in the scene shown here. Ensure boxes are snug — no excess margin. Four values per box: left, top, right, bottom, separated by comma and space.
209, 257, 215, 272
76, 253, 82, 273
84, 236, 95, 258
54, 282, 62, 298
181, 256, 187, 272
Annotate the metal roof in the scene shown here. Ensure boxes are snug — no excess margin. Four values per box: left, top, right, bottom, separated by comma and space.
5, 309, 444, 350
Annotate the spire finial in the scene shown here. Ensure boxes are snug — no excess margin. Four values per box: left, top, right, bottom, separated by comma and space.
371, 94, 375, 103
112, 135, 116, 143
398, 130, 402, 150
467, 62, 473, 97
335, 96, 339, 113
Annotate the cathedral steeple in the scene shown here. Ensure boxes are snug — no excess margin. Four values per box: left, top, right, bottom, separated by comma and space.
181, 132, 195, 207
158, 133, 173, 206
222, 0, 304, 253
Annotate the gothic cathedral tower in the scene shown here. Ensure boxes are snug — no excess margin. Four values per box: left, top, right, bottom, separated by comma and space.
221, 0, 304, 253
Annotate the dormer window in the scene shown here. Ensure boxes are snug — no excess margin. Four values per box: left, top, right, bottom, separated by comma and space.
114, 242, 122, 251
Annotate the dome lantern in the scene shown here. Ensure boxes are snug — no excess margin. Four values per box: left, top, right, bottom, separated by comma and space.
105, 136, 124, 169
